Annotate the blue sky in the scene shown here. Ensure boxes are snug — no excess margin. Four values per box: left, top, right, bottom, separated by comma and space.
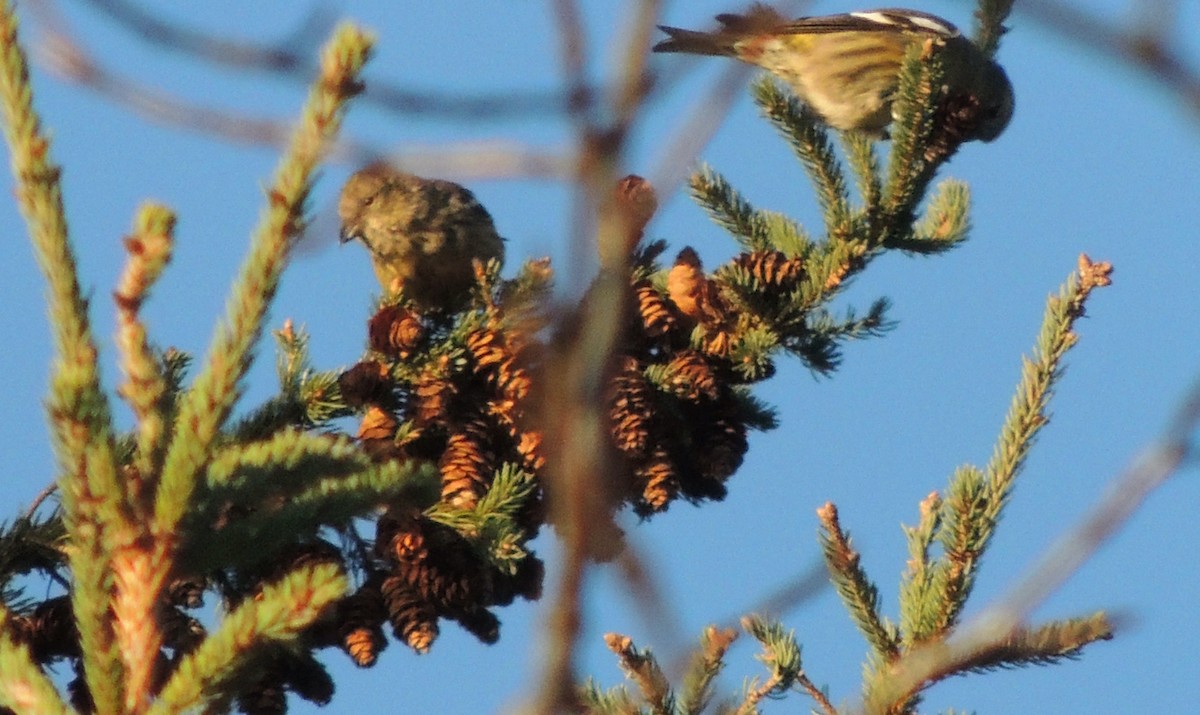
2, 1, 1199, 712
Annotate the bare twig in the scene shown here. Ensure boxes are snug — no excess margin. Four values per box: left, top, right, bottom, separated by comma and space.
1019, 0, 1200, 116
37, 24, 571, 180
80, 0, 330, 72
22, 482, 59, 519
797, 671, 838, 715
71, 0, 594, 119
534, 2, 666, 711
38, 29, 293, 144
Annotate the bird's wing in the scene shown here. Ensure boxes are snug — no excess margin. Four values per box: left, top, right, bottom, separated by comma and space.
781, 9, 959, 38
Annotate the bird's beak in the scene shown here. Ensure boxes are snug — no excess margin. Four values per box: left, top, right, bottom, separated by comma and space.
339, 224, 362, 244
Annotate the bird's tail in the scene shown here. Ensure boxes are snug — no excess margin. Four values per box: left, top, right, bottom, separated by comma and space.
652, 25, 738, 56
653, 4, 791, 56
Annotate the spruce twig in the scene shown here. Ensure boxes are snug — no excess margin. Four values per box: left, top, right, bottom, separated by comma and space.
156, 22, 374, 534
147, 562, 348, 715
817, 504, 900, 661
115, 203, 177, 489
863, 256, 1114, 714
753, 78, 851, 232
604, 632, 673, 714
973, 0, 1017, 58
0, 3, 128, 710
676, 626, 737, 715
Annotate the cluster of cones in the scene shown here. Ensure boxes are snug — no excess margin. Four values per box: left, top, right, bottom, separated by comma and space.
336, 263, 548, 658
331, 175, 814, 664
611, 178, 806, 514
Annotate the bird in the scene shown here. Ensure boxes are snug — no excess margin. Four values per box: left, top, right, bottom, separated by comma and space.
652, 5, 1014, 142
338, 163, 506, 311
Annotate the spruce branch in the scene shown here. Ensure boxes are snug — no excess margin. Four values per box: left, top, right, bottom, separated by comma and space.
897, 492, 947, 643
903, 492, 943, 576
982, 255, 1115, 548
227, 321, 349, 441
792, 299, 894, 375
156, 22, 374, 535
922, 466, 991, 638
148, 562, 347, 715
840, 132, 881, 212
202, 430, 371, 499
0, 612, 71, 715
817, 503, 901, 660
425, 464, 537, 574
0, 514, 66, 589
880, 40, 946, 232
0, 3, 127, 710
689, 167, 774, 251
185, 460, 437, 573
676, 625, 737, 715
115, 203, 177, 488
897, 491, 950, 643
863, 613, 1113, 713
577, 681, 641, 715
603, 632, 673, 715
898, 180, 972, 254
862, 257, 1114, 714
952, 613, 1113, 675
973, 0, 1017, 59
753, 78, 852, 231
734, 615, 804, 715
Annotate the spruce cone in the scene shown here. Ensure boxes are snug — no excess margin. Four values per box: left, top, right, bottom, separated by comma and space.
376, 507, 427, 563
452, 607, 500, 645
609, 358, 655, 459
368, 304, 424, 358
166, 578, 205, 609
380, 575, 439, 654
337, 576, 389, 668
665, 350, 719, 401
357, 405, 398, 443
339, 360, 392, 407
26, 595, 78, 662
636, 448, 679, 513
411, 362, 458, 425
439, 420, 495, 509
67, 661, 94, 714
633, 280, 678, 338
161, 606, 206, 655
734, 249, 804, 289
236, 672, 286, 715
694, 414, 748, 485
281, 653, 334, 707
667, 247, 728, 325
515, 429, 546, 472
466, 328, 509, 372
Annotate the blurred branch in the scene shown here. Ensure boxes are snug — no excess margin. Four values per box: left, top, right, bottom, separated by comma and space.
374, 142, 571, 181
34, 22, 570, 179
1018, 0, 1200, 116
37, 29, 294, 144
70, 0, 594, 119
80, 0, 332, 72
535, 0, 665, 710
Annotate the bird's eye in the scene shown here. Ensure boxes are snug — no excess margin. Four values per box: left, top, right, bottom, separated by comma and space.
362, 196, 374, 207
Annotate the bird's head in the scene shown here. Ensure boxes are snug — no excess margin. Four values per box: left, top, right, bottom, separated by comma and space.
338, 162, 404, 244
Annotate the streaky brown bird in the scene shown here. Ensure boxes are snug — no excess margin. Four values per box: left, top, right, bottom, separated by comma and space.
339, 163, 505, 311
